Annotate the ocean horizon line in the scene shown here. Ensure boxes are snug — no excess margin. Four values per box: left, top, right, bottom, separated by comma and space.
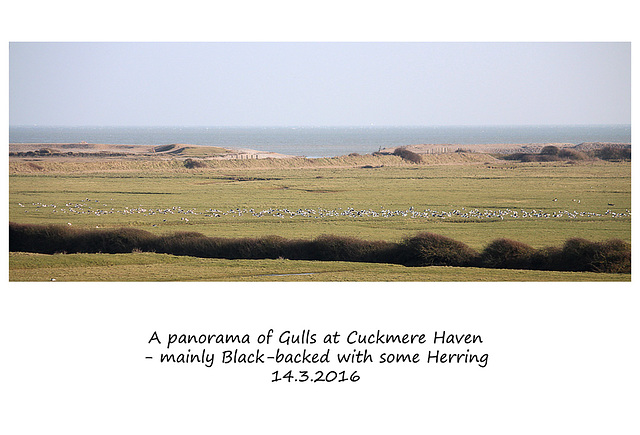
9, 124, 630, 158
10, 123, 631, 129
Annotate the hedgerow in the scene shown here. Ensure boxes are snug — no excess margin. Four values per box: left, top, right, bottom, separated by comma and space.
8, 223, 630, 273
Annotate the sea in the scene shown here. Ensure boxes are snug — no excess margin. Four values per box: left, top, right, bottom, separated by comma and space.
9, 125, 631, 158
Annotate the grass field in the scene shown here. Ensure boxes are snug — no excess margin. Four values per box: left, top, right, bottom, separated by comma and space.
8, 252, 630, 282
9, 154, 631, 281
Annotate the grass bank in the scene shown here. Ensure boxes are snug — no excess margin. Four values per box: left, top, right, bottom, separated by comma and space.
9, 252, 629, 282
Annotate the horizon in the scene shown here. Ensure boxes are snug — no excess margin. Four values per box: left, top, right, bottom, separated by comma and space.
10, 123, 632, 128
10, 124, 630, 156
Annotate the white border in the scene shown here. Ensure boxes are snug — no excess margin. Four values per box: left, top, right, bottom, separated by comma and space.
3, 2, 637, 434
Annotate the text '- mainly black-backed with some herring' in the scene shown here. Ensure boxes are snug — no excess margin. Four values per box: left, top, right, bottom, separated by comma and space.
146, 329, 489, 382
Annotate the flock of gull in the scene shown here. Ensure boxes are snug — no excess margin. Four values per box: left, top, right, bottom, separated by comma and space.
17, 198, 631, 223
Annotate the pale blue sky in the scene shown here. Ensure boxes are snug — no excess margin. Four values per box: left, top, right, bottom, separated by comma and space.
9, 42, 631, 127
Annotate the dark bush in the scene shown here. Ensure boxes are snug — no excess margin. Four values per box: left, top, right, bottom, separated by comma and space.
480, 238, 536, 269
231, 236, 291, 259
560, 238, 630, 273
540, 145, 559, 155
310, 235, 352, 261
501, 147, 587, 162
500, 153, 525, 161
520, 153, 558, 162
248, 235, 291, 259
153, 231, 213, 256
592, 239, 631, 273
10, 223, 73, 253
398, 232, 478, 267
529, 246, 563, 271
591, 147, 631, 161
183, 158, 206, 169
8, 223, 155, 254
310, 234, 395, 263
280, 238, 317, 261
559, 238, 599, 272
71, 227, 155, 253
393, 147, 423, 163
557, 149, 588, 160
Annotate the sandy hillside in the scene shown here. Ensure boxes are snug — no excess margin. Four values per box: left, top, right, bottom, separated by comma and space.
9, 143, 298, 159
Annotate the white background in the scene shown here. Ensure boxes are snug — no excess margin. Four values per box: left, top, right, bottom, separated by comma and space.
3, 1, 638, 434
3, 284, 638, 433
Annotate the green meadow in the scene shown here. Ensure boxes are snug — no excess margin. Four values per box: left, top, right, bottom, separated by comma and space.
9, 156, 631, 281
9, 252, 629, 282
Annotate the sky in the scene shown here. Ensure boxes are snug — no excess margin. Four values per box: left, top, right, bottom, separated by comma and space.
9, 42, 631, 127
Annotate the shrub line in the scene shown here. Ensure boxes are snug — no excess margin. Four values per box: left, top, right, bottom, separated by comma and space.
9, 223, 630, 274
